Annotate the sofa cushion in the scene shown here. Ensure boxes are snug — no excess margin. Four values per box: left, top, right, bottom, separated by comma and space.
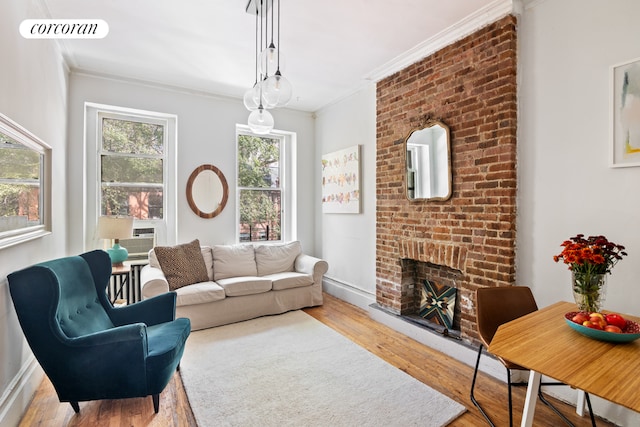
175, 281, 225, 306
212, 244, 257, 280
216, 276, 272, 297
153, 239, 209, 291
267, 271, 314, 291
255, 241, 302, 276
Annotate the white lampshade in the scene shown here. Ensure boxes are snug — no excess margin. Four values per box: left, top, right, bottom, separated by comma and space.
97, 216, 134, 241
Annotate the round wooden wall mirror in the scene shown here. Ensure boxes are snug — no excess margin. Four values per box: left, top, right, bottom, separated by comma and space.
186, 164, 229, 219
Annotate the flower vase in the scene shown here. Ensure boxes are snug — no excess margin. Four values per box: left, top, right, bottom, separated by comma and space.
572, 271, 607, 313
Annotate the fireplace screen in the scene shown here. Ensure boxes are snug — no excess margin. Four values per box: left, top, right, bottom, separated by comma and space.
418, 279, 457, 329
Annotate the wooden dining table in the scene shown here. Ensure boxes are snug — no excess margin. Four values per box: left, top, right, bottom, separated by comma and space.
488, 301, 640, 427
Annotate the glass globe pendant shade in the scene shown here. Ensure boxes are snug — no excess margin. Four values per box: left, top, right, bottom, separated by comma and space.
260, 46, 285, 75
247, 106, 274, 135
263, 72, 293, 107
243, 83, 262, 111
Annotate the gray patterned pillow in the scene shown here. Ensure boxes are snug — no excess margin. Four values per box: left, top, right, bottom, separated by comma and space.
154, 239, 209, 291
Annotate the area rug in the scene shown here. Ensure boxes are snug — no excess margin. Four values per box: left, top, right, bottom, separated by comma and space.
180, 310, 465, 427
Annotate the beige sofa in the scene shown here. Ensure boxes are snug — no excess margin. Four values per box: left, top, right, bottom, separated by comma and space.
140, 240, 328, 330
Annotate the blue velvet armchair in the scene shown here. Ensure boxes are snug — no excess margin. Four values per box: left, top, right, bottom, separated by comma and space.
7, 250, 191, 414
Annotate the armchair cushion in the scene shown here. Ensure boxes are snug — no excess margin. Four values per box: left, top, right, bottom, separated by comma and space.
154, 239, 209, 291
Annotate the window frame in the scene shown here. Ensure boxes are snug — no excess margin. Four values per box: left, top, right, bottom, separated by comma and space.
235, 126, 296, 244
0, 112, 52, 250
98, 112, 167, 219
85, 103, 177, 251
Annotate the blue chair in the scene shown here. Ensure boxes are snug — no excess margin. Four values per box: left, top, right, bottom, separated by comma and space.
8, 250, 191, 414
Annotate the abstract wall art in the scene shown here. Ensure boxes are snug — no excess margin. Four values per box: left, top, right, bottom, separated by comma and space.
321, 145, 361, 214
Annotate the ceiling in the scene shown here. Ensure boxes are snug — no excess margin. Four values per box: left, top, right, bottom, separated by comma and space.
42, 0, 504, 112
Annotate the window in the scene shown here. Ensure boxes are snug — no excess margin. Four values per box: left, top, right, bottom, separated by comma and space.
236, 128, 295, 243
99, 116, 164, 219
85, 103, 177, 249
0, 113, 51, 249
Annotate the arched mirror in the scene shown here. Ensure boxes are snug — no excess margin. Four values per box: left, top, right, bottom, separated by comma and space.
186, 164, 229, 218
405, 120, 452, 201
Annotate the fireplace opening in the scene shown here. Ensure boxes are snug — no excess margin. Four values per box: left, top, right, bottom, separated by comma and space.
402, 259, 463, 339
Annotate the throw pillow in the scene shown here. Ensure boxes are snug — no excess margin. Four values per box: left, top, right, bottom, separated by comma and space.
418, 279, 457, 330
255, 241, 301, 276
154, 239, 209, 291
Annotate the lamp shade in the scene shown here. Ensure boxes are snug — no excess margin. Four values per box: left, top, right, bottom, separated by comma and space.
97, 216, 134, 265
97, 216, 134, 240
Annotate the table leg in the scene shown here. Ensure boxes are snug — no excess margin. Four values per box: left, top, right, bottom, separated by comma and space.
521, 370, 541, 427
576, 390, 586, 416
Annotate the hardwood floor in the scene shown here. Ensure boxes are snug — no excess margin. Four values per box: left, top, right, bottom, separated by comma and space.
18, 293, 614, 426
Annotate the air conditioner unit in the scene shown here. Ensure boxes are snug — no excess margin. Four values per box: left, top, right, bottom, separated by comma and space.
120, 227, 155, 260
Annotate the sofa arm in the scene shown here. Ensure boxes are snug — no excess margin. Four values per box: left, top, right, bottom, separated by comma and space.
140, 264, 170, 300
295, 254, 328, 285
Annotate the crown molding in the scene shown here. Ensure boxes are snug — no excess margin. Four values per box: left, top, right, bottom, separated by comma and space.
365, 0, 518, 83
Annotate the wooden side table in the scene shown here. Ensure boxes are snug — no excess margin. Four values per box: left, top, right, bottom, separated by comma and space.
110, 264, 131, 305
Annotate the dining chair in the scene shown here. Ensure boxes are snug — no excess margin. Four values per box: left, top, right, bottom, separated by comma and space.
470, 286, 596, 427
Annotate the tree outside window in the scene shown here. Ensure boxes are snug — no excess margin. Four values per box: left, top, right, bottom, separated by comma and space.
100, 117, 165, 219
237, 133, 282, 242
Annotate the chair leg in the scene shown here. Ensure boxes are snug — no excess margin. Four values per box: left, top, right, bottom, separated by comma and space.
70, 401, 80, 413
584, 392, 597, 427
538, 383, 575, 426
152, 394, 160, 413
470, 344, 495, 426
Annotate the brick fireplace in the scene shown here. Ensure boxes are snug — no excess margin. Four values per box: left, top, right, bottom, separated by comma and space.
375, 15, 518, 344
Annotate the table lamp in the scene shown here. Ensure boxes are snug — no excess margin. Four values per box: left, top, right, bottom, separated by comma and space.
97, 216, 134, 266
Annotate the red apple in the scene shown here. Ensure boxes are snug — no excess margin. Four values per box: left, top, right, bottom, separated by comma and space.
589, 313, 607, 328
583, 320, 603, 330
572, 313, 589, 325
604, 325, 623, 333
605, 313, 626, 330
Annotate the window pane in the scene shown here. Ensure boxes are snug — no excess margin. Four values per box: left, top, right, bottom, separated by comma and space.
101, 156, 163, 184
0, 135, 42, 232
238, 189, 281, 242
102, 118, 163, 155
0, 184, 40, 231
237, 134, 280, 188
101, 186, 163, 220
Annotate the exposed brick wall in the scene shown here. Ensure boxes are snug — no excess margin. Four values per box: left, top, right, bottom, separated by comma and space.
375, 15, 518, 343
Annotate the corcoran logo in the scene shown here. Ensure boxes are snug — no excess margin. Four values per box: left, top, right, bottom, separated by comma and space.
20, 19, 109, 39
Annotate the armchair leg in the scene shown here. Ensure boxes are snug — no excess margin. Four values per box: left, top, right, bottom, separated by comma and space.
70, 401, 80, 413
152, 394, 160, 413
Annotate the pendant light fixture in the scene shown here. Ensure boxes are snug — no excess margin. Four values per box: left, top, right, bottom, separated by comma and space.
245, 0, 291, 134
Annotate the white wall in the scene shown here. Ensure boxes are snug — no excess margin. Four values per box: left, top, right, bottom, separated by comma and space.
518, 1, 640, 423
67, 73, 317, 255
0, 1, 69, 425
315, 87, 377, 306
518, 0, 640, 315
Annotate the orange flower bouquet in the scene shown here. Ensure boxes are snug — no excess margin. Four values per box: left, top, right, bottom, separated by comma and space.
553, 234, 627, 312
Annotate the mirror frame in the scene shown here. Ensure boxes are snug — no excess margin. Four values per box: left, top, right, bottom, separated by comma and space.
186, 164, 229, 219
404, 119, 452, 202
0, 112, 52, 250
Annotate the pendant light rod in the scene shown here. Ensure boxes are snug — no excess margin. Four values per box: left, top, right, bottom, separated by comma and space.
276, 0, 281, 70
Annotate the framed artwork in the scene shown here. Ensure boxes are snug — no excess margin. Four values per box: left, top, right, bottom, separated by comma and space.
611, 57, 640, 167
321, 145, 361, 214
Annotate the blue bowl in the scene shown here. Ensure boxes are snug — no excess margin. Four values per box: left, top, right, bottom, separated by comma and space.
564, 312, 640, 343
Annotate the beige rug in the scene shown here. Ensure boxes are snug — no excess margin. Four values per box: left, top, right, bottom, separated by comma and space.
180, 310, 466, 427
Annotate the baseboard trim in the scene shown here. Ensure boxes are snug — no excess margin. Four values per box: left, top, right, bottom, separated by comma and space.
0, 355, 43, 427
322, 277, 375, 309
